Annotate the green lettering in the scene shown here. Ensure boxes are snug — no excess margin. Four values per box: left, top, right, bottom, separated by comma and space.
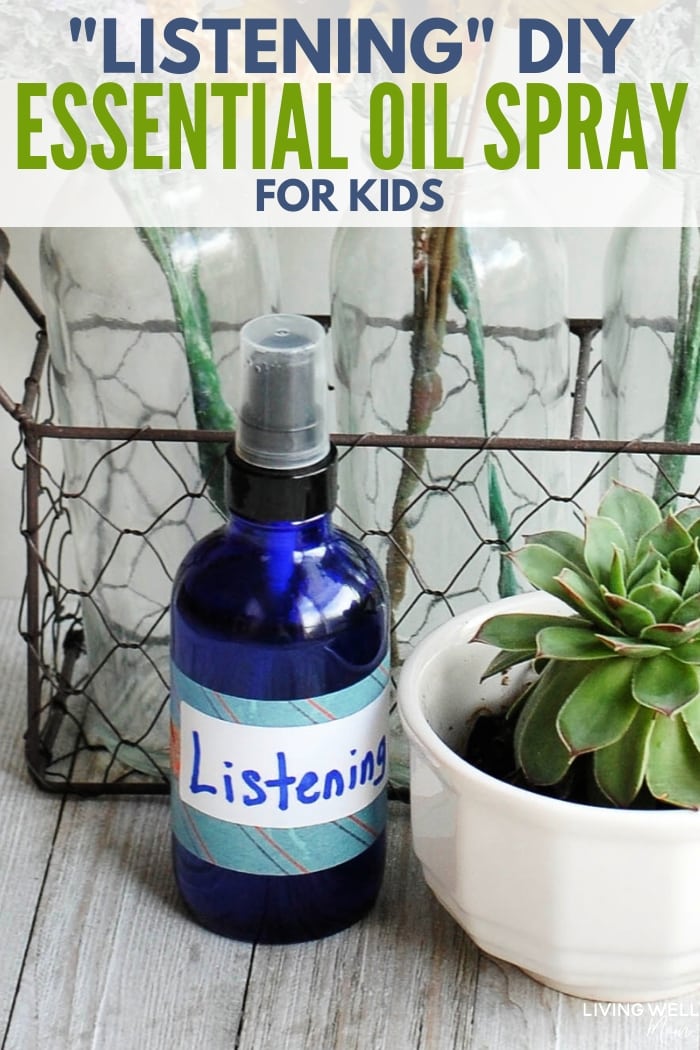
411, 82, 426, 169
526, 84, 561, 169
651, 82, 687, 170
484, 82, 520, 170
51, 83, 87, 170
607, 83, 647, 169
433, 83, 463, 170
567, 84, 603, 169
369, 83, 403, 170
317, 83, 347, 169
133, 83, 163, 169
17, 83, 47, 169
271, 83, 312, 169
91, 83, 127, 170
252, 83, 266, 168
211, 83, 248, 169
169, 82, 207, 169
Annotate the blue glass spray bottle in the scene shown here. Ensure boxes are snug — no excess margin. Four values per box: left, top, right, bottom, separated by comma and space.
169, 314, 390, 943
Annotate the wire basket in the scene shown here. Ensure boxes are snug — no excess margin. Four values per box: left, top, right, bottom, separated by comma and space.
2, 234, 699, 796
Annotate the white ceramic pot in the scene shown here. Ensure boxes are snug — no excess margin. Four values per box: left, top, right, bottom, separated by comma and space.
397, 591, 700, 1002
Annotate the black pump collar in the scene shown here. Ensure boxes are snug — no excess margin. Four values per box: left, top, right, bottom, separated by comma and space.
225, 444, 338, 523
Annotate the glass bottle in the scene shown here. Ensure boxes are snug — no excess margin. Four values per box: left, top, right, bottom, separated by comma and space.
602, 179, 700, 504
40, 224, 278, 775
170, 314, 390, 943
331, 221, 571, 783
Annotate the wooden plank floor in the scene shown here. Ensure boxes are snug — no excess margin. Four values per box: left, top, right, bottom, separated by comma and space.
1, 596, 699, 1050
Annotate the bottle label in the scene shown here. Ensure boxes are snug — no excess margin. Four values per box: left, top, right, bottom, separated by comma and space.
170, 661, 390, 876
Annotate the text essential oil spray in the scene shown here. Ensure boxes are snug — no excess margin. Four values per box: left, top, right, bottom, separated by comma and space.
170, 314, 390, 943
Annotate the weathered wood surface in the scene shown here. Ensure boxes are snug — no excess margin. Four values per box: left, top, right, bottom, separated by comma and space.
1, 597, 699, 1049
0, 599, 62, 1035
4, 794, 254, 1050
236, 805, 478, 1050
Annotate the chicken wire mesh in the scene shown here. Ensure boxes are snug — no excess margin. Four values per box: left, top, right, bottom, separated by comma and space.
1, 240, 699, 796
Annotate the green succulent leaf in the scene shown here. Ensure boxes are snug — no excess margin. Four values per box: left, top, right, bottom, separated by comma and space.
640, 623, 692, 647
593, 707, 655, 807
555, 568, 618, 630
608, 547, 627, 597
536, 626, 615, 661
584, 515, 628, 586
672, 594, 700, 625
481, 648, 534, 681
636, 516, 692, 561
470, 484, 700, 808
682, 563, 700, 600
596, 635, 669, 658
557, 659, 637, 755
677, 505, 700, 530
627, 582, 683, 623
668, 540, 698, 584
661, 569, 682, 593
627, 552, 664, 593
667, 638, 700, 664
602, 592, 655, 635
598, 483, 662, 555
678, 618, 700, 641
509, 545, 585, 596
632, 653, 700, 714
524, 531, 588, 575
474, 613, 578, 653
646, 714, 700, 809
513, 660, 593, 785
681, 693, 700, 750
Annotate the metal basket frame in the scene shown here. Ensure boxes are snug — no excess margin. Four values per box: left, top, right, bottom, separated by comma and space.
2, 237, 699, 796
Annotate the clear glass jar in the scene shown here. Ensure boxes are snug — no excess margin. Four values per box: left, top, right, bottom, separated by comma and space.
332, 225, 571, 651
602, 179, 700, 505
40, 225, 279, 775
331, 220, 571, 786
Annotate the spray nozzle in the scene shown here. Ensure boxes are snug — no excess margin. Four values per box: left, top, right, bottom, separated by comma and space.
236, 314, 330, 471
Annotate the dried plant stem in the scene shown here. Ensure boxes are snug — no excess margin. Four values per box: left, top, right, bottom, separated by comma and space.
385, 225, 521, 665
385, 228, 455, 665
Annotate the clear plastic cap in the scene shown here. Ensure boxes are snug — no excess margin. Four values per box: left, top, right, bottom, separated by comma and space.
236, 314, 330, 471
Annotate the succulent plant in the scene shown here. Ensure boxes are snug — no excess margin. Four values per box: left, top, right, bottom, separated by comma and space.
474, 483, 700, 809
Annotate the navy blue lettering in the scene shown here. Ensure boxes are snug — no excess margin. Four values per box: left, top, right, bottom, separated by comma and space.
257, 179, 276, 210
348, 749, 358, 789
265, 752, 296, 811
160, 18, 200, 74
189, 731, 217, 795
296, 771, 320, 804
519, 19, 562, 74
350, 179, 379, 212
103, 18, 135, 73
140, 20, 154, 74
282, 18, 331, 73
373, 735, 387, 786
245, 19, 277, 73
323, 769, 344, 798
585, 18, 633, 74
421, 178, 444, 212
242, 769, 266, 806
357, 18, 405, 74
223, 761, 234, 803
410, 18, 460, 74
201, 18, 241, 74
360, 751, 375, 785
